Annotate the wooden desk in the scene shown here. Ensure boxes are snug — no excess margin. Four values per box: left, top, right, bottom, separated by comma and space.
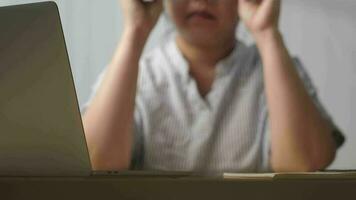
1, 176, 356, 200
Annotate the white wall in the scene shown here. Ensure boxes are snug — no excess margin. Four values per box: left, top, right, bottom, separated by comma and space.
0, 0, 168, 106
1, 0, 355, 169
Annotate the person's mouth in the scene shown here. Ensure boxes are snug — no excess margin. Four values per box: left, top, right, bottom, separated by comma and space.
187, 11, 216, 21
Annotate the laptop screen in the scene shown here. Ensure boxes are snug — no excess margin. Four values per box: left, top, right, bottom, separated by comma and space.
0, 2, 91, 176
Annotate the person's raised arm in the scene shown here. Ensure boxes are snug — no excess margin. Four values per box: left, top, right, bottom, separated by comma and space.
82, 0, 162, 171
238, 0, 336, 172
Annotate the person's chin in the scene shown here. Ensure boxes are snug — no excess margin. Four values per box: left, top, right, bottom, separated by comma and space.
185, 33, 217, 48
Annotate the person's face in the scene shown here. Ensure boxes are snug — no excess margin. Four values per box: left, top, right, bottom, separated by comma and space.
165, 0, 239, 47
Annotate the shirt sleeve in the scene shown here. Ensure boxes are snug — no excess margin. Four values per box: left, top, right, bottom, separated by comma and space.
260, 58, 345, 171
82, 68, 145, 170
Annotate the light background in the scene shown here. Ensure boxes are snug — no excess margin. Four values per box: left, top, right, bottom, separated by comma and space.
0, 0, 355, 169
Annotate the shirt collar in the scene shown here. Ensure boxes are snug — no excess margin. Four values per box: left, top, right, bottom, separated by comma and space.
166, 33, 190, 76
215, 40, 246, 78
165, 33, 247, 80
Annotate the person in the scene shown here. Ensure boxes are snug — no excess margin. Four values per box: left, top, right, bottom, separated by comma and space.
82, 0, 344, 173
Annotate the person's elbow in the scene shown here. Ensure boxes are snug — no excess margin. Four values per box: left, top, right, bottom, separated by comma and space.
90, 153, 131, 171
309, 140, 337, 171
86, 137, 132, 171
271, 138, 337, 172
82, 114, 132, 171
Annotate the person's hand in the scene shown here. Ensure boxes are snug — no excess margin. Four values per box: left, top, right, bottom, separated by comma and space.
238, 0, 281, 37
119, 0, 163, 35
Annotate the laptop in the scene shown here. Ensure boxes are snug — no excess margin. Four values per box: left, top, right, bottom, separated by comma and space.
0, 1, 92, 176
0, 1, 202, 178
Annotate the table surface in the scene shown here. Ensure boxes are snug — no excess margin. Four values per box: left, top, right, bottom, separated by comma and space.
1, 175, 356, 200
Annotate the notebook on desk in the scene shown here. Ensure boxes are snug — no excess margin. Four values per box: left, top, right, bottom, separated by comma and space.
224, 170, 356, 180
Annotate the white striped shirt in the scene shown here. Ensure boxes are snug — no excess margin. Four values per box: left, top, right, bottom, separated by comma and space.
86, 35, 344, 173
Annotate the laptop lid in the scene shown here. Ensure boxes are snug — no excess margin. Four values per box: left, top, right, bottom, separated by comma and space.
0, 2, 91, 176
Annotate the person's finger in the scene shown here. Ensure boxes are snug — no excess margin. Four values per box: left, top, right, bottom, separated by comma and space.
150, 0, 163, 16
257, 0, 281, 19
238, 0, 259, 21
